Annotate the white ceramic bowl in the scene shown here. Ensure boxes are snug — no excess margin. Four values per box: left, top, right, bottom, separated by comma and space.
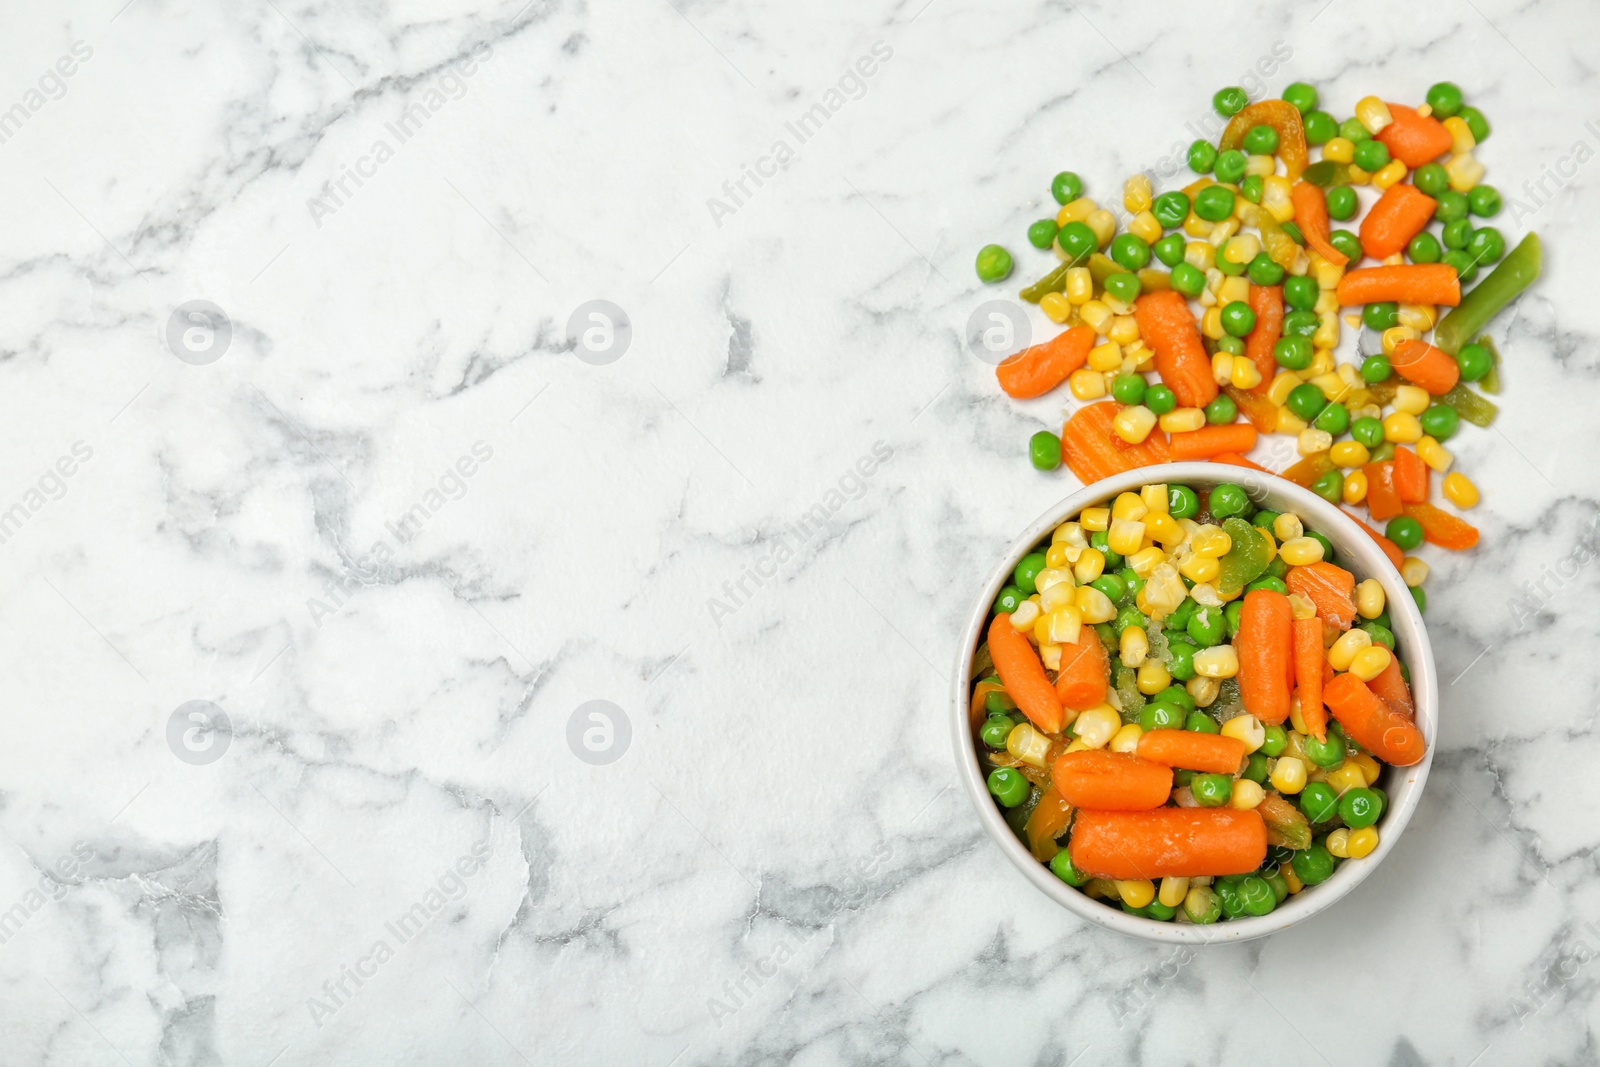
952, 462, 1436, 943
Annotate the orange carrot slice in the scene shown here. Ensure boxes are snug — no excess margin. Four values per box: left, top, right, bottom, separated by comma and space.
1024, 786, 1074, 861
1052, 750, 1173, 811
996, 324, 1095, 399
1244, 284, 1284, 391
1291, 182, 1349, 267
1286, 561, 1357, 630
1061, 401, 1170, 484
1368, 654, 1415, 718
1337, 264, 1461, 307
1390, 338, 1462, 395
1325, 673, 1426, 767
1055, 633, 1110, 710
1377, 103, 1454, 168
988, 614, 1065, 734
1135, 289, 1218, 409
1170, 423, 1258, 462
1069, 808, 1268, 880
1292, 616, 1327, 742
1136, 729, 1248, 775
1359, 183, 1438, 260
1236, 589, 1294, 725
1211, 452, 1271, 472
1363, 461, 1402, 521
1402, 501, 1480, 550
1345, 511, 1405, 571
1392, 445, 1428, 503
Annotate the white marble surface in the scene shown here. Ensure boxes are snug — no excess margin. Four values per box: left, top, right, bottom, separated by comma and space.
0, 0, 1595, 1063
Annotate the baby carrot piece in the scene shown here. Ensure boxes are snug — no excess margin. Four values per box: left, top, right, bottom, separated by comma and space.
1345, 511, 1406, 570
1391, 445, 1428, 503
1211, 452, 1271, 473
1052, 750, 1173, 811
1376, 103, 1454, 168
1170, 423, 1259, 461
1363, 461, 1403, 522
1244, 284, 1284, 392
1055, 632, 1110, 710
1402, 501, 1480, 550
996, 324, 1095, 399
1069, 808, 1268, 879
1325, 672, 1427, 767
1337, 264, 1461, 307
1025, 786, 1074, 861
1360, 183, 1438, 260
1061, 401, 1171, 484
1136, 729, 1248, 775
1292, 616, 1327, 742
1135, 289, 1218, 409
988, 614, 1065, 734
1368, 653, 1415, 719
1290, 182, 1348, 267
1286, 561, 1357, 630
1236, 589, 1294, 725
1390, 338, 1462, 396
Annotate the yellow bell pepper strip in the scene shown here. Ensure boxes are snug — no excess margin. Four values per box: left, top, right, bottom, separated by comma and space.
1220, 100, 1309, 182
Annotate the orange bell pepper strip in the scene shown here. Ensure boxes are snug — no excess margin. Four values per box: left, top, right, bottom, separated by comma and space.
1290, 182, 1348, 267
1220, 100, 1308, 181
1402, 501, 1480, 550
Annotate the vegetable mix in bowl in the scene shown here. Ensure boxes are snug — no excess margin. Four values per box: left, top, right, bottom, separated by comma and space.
970, 478, 1426, 924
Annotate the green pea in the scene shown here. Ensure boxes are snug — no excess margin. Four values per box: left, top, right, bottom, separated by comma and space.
1144, 900, 1177, 921
1369, 442, 1395, 462
1406, 231, 1442, 263
1362, 301, 1399, 330
1213, 86, 1248, 117
1224, 599, 1243, 637
1283, 274, 1319, 310
1051, 171, 1084, 206
1441, 218, 1474, 251
1167, 596, 1198, 632
1104, 272, 1142, 303
1283, 309, 1319, 337
1282, 82, 1318, 114
1338, 117, 1370, 142
1091, 531, 1124, 570
1109, 374, 1146, 406
1322, 184, 1356, 222
979, 715, 1014, 748
1153, 191, 1191, 229
1247, 575, 1288, 594
1468, 226, 1505, 265
1352, 138, 1390, 173
1411, 585, 1427, 614
1187, 605, 1226, 647
1050, 847, 1088, 885
1014, 552, 1048, 594
1188, 140, 1219, 174
984, 687, 1017, 714
1351, 416, 1385, 448
1242, 750, 1268, 783
1281, 220, 1305, 245
1029, 429, 1062, 471
1239, 874, 1277, 916
1215, 243, 1247, 276
1027, 219, 1059, 250
1456, 343, 1492, 382
1186, 709, 1221, 734
1413, 162, 1450, 197
1208, 483, 1249, 520
1153, 231, 1188, 267
1253, 509, 1281, 531
987, 767, 1029, 807
1194, 185, 1236, 223
1425, 81, 1463, 118
1339, 787, 1383, 829
1329, 229, 1362, 262
1157, 684, 1197, 712
1304, 730, 1346, 769
1312, 401, 1349, 436
1094, 622, 1117, 646
1056, 221, 1098, 264
1184, 885, 1222, 924
1165, 640, 1196, 681
1246, 252, 1285, 286
1305, 530, 1334, 563
1386, 516, 1424, 551
975, 244, 1012, 283
1241, 174, 1264, 204
1200, 395, 1237, 429
1191, 772, 1233, 807
1114, 604, 1147, 638
1359, 621, 1395, 651
1141, 700, 1185, 732
1215, 148, 1249, 184
1435, 190, 1469, 223
1264, 869, 1290, 904
1302, 110, 1338, 145
1460, 106, 1490, 142
1292, 843, 1336, 885
1216, 336, 1245, 358
1286, 383, 1327, 421
1300, 783, 1338, 823
1119, 567, 1143, 595
1216, 878, 1247, 918
1260, 724, 1288, 758
1242, 124, 1279, 155
1359, 354, 1392, 383
1169, 262, 1207, 298
1145, 383, 1179, 416
1110, 233, 1152, 271
1441, 249, 1479, 284
1220, 300, 1256, 338
993, 586, 1025, 614
1420, 403, 1459, 441
1092, 574, 1127, 604
1311, 469, 1343, 505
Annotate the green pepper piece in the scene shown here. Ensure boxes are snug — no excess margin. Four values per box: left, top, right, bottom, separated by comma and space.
1088, 252, 1120, 287
1217, 516, 1270, 599
1300, 160, 1352, 187
1440, 382, 1499, 428
1434, 232, 1541, 354
1475, 335, 1503, 395
1019, 262, 1070, 303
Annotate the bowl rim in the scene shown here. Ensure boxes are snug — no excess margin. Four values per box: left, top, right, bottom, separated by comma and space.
951, 461, 1437, 944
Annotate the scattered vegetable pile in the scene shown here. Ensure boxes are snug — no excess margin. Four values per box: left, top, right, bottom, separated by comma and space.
972, 480, 1423, 923
979, 81, 1540, 608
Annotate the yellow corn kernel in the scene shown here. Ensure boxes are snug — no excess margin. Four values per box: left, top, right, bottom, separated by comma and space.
1342, 470, 1367, 505
1038, 291, 1072, 324
1080, 507, 1110, 533
1140, 483, 1168, 514
1378, 328, 1418, 360
1297, 428, 1332, 456
1442, 115, 1476, 155
1037, 564, 1072, 592
1417, 435, 1454, 472
1045, 543, 1072, 570
1346, 826, 1379, 859
1266, 371, 1300, 407
1230, 779, 1265, 810
1006, 721, 1054, 768
1111, 492, 1147, 521
1086, 209, 1117, 248
1329, 440, 1371, 468
1075, 704, 1121, 748
1046, 604, 1083, 645
1382, 411, 1422, 443
1088, 341, 1124, 373
1193, 645, 1240, 680
1228, 358, 1263, 391
1355, 95, 1393, 135
1288, 593, 1317, 621
1326, 827, 1351, 858
1038, 643, 1062, 671
1208, 217, 1241, 248
1120, 625, 1149, 669
1443, 470, 1479, 508
1069, 368, 1107, 400
1117, 550, 1157, 582
1128, 209, 1162, 245
1065, 266, 1094, 305
1107, 517, 1147, 557
1159, 407, 1207, 434
1327, 762, 1368, 796
1239, 154, 1273, 179
1327, 628, 1373, 671
1200, 306, 1226, 341
1137, 566, 1185, 619
1383, 253, 1406, 267
1278, 536, 1326, 567
1275, 407, 1307, 434
1350, 752, 1381, 786
1397, 304, 1437, 332
1306, 349, 1336, 378
1446, 152, 1484, 192
1080, 299, 1114, 334
1371, 159, 1408, 191
1323, 136, 1354, 164
1190, 524, 1232, 558
1077, 585, 1117, 625
1071, 547, 1106, 585
1218, 275, 1251, 306
1314, 260, 1343, 291
1056, 196, 1098, 226
1313, 312, 1340, 350
1039, 582, 1074, 615
1113, 405, 1158, 445
1129, 343, 1155, 373
1223, 232, 1261, 265
1111, 313, 1144, 344
1124, 173, 1153, 214
1270, 755, 1307, 794
1267, 515, 1299, 545
1186, 675, 1220, 708
1220, 712, 1264, 753
1145, 513, 1184, 548
1355, 578, 1386, 620
1346, 164, 1371, 185
1349, 644, 1393, 682
1110, 722, 1144, 754
1210, 351, 1235, 386
1180, 243, 1213, 275
1117, 878, 1156, 908
1157, 876, 1190, 909
1179, 552, 1221, 585
1032, 614, 1051, 644
1263, 176, 1295, 224
1136, 659, 1172, 695
1391, 383, 1429, 415
1008, 599, 1041, 630
1401, 556, 1430, 588
1288, 697, 1312, 736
